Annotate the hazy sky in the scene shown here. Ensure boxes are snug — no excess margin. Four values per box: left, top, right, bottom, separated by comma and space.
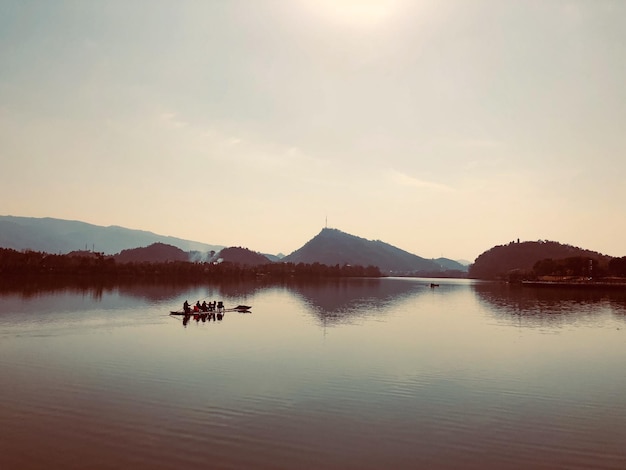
1, 0, 625, 261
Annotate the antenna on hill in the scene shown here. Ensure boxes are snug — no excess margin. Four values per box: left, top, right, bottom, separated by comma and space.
325, 214, 327, 229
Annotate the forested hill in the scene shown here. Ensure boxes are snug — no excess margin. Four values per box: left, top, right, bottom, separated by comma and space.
469, 240, 611, 279
217, 247, 271, 266
282, 228, 465, 275
114, 243, 190, 263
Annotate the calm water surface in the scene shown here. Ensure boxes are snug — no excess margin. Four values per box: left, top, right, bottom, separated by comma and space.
1, 278, 625, 469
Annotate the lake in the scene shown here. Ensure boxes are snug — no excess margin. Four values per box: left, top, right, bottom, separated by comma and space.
1, 277, 625, 469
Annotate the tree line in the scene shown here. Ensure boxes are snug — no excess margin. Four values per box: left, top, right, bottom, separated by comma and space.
486, 255, 626, 282
0, 248, 382, 281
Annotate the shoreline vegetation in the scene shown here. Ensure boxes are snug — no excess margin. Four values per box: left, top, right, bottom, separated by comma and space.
519, 278, 626, 288
3, 247, 626, 289
0, 247, 383, 282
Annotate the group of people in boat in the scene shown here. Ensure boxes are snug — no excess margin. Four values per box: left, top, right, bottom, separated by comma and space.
183, 299, 224, 314
181, 299, 226, 326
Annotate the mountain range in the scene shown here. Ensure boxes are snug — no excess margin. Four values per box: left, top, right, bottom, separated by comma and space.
0, 215, 467, 274
0, 215, 223, 255
7, 216, 616, 279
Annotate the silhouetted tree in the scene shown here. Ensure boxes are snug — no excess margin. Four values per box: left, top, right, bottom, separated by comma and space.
609, 257, 626, 276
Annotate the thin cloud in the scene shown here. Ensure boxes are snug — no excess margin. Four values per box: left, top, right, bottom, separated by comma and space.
387, 169, 453, 192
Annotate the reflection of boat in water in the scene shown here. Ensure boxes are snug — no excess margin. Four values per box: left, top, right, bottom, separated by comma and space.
170, 307, 252, 325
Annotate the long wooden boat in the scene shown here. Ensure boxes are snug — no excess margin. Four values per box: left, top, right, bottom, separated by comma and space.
169, 305, 252, 315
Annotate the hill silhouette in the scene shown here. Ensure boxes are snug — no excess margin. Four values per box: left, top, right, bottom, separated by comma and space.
114, 243, 190, 263
469, 240, 611, 279
435, 257, 468, 271
0, 216, 223, 255
282, 228, 463, 275
217, 247, 271, 266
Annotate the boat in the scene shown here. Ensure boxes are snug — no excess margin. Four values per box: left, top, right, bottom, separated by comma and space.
233, 305, 252, 311
169, 305, 252, 316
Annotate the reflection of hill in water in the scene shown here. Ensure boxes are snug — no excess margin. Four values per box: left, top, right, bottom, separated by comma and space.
473, 282, 626, 326
1, 278, 458, 322
211, 280, 274, 299
0, 278, 272, 303
285, 278, 427, 324
0, 278, 210, 302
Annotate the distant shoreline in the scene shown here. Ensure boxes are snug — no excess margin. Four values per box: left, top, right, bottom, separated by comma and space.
521, 279, 626, 288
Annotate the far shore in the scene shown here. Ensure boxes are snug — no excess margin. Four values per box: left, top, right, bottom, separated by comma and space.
521, 277, 626, 288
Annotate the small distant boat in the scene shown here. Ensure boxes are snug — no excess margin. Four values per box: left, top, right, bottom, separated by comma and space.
430, 283, 439, 288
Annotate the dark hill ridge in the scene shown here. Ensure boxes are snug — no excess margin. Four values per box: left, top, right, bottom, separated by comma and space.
282, 228, 465, 275
217, 247, 271, 266
469, 240, 612, 279
0, 216, 464, 272
435, 257, 467, 271
64, 244, 271, 266
114, 243, 190, 263
0, 215, 223, 255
